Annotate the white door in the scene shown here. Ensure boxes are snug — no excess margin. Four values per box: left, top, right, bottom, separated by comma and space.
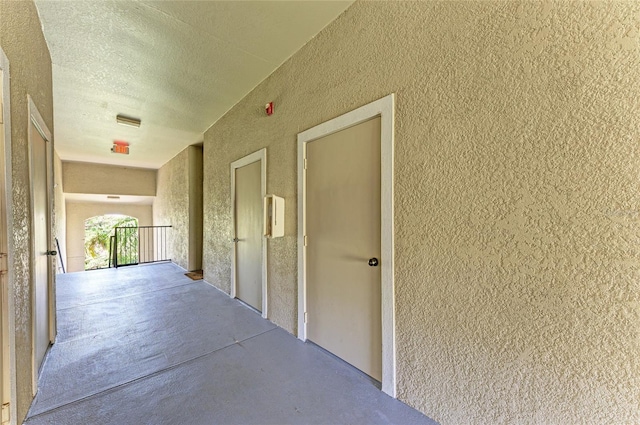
32, 121, 50, 375
0, 65, 10, 424
306, 116, 382, 381
28, 97, 54, 391
231, 149, 266, 315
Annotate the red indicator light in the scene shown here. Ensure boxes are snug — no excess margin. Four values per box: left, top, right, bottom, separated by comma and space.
111, 140, 130, 154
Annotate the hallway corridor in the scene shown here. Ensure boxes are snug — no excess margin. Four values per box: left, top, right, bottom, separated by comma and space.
24, 263, 434, 425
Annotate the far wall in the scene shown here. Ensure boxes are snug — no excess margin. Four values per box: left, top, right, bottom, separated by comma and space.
153, 145, 203, 271
63, 161, 156, 196
53, 151, 66, 273
65, 202, 152, 273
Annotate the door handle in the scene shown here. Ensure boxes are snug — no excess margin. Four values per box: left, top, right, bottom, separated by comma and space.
232, 238, 239, 243
45, 250, 57, 256
368, 258, 379, 267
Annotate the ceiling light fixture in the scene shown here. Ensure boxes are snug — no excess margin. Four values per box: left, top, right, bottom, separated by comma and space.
116, 114, 141, 127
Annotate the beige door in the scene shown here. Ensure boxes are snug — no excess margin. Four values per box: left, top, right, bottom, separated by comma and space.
31, 117, 51, 377
234, 160, 263, 312
306, 116, 382, 381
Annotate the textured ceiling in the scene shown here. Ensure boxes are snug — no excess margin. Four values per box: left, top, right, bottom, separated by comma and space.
35, 0, 353, 169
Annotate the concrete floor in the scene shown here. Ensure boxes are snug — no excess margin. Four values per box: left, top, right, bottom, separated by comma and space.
24, 263, 437, 425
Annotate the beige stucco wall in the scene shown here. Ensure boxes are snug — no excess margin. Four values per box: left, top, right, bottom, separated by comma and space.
53, 151, 66, 273
154, 145, 203, 271
188, 146, 203, 271
63, 161, 156, 196
66, 202, 152, 273
0, 0, 54, 421
154, 149, 189, 270
202, 2, 640, 424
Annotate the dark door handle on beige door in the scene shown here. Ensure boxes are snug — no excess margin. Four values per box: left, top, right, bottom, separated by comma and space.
368, 258, 379, 267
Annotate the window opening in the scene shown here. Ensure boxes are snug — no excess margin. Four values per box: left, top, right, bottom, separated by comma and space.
84, 214, 137, 270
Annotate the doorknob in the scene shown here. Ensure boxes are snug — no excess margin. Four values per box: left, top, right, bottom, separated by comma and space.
368, 258, 379, 267
232, 238, 239, 243
46, 250, 57, 256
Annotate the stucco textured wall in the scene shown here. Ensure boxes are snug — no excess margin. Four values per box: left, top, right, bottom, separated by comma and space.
63, 161, 156, 196
0, 0, 54, 421
202, 1, 640, 423
65, 202, 152, 273
154, 149, 190, 270
188, 146, 203, 270
53, 151, 66, 273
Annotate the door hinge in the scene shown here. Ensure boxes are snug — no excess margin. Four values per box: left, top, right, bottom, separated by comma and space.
303, 158, 307, 170
303, 235, 307, 247
304, 312, 307, 323
0, 251, 6, 276
2, 403, 10, 425
0, 101, 3, 125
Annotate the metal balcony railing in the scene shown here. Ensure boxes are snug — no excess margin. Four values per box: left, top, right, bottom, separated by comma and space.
109, 225, 172, 268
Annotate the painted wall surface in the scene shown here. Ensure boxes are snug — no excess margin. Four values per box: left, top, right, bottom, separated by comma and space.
154, 148, 189, 270
63, 161, 156, 196
1, 1, 54, 422
202, 2, 640, 424
0, 0, 54, 422
53, 151, 66, 273
65, 202, 152, 273
188, 146, 203, 271
153, 145, 203, 271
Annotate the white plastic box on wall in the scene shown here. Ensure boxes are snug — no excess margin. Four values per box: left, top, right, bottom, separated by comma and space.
264, 194, 285, 238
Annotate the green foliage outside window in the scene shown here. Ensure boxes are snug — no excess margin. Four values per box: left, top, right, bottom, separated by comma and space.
85, 215, 138, 270
115, 225, 140, 267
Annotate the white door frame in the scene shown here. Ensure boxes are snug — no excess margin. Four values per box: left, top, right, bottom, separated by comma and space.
27, 95, 55, 394
230, 148, 267, 318
297, 94, 396, 397
0, 47, 16, 425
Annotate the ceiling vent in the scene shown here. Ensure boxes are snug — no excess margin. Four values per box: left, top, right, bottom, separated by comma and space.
116, 114, 141, 127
